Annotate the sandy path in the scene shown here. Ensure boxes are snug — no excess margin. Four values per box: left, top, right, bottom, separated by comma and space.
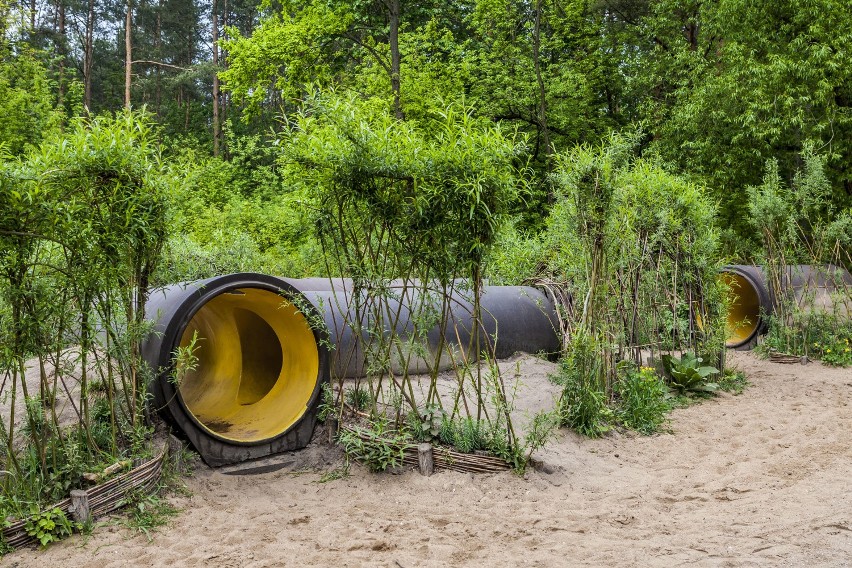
5, 352, 851, 567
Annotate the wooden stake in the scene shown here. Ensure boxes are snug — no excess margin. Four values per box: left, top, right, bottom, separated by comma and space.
328, 418, 339, 444
418, 443, 434, 476
70, 490, 91, 524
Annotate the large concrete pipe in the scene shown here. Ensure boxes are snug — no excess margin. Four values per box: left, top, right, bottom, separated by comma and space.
721, 264, 852, 349
284, 279, 561, 378
143, 275, 560, 465
721, 265, 772, 349
142, 273, 330, 466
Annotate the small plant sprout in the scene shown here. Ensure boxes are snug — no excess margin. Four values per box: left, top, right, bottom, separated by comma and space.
170, 330, 202, 387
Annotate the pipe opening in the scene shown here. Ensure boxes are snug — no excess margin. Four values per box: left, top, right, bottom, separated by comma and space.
176, 287, 319, 443
724, 273, 761, 347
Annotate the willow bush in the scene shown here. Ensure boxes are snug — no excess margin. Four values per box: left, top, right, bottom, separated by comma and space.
524, 134, 726, 434
0, 111, 167, 523
747, 144, 852, 364
281, 93, 554, 471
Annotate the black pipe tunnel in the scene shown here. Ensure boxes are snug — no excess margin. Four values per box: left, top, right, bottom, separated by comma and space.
721, 264, 852, 349
142, 274, 561, 466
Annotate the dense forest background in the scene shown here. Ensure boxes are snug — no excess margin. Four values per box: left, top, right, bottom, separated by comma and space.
2, 0, 852, 274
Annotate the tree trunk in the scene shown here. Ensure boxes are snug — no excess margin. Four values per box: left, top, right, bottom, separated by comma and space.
221, 0, 229, 158
533, 0, 552, 166
212, 0, 220, 156
387, 0, 402, 120
125, 0, 133, 109
57, 0, 66, 109
84, 0, 95, 111
155, 2, 162, 118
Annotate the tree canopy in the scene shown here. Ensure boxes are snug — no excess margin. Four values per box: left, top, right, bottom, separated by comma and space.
1, 0, 850, 253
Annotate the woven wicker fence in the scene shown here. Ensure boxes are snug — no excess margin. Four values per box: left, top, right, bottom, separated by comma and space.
2, 447, 167, 550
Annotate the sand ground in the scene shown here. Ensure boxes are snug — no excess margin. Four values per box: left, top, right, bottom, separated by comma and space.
4, 351, 851, 567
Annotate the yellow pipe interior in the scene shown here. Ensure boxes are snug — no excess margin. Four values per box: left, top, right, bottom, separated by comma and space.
724, 273, 761, 347
177, 288, 319, 443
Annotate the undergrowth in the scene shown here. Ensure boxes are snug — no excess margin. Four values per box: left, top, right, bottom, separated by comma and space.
554, 351, 749, 437
118, 442, 196, 541
758, 315, 852, 367
336, 399, 557, 474
717, 369, 749, 395
121, 491, 180, 542
614, 366, 671, 434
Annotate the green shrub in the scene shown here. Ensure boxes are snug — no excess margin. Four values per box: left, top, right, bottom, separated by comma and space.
747, 146, 852, 364
813, 334, 852, 367
281, 93, 530, 466
760, 313, 852, 368
438, 416, 491, 454
0, 110, 168, 520
553, 333, 612, 437
557, 376, 611, 437
615, 366, 671, 434
533, 134, 726, 392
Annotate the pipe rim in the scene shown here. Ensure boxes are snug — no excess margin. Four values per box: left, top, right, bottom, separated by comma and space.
721, 268, 766, 349
158, 274, 328, 447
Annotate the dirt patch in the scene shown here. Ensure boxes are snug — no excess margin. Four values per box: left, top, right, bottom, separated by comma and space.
6, 352, 852, 567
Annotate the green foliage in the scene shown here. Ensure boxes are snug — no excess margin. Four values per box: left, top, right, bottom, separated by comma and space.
0, 110, 169, 519
344, 386, 370, 412
317, 383, 336, 422
615, 366, 671, 434
815, 335, 852, 367
221, 5, 353, 115
466, 0, 621, 209
155, 133, 323, 283
0, 46, 61, 155
486, 223, 545, 286
507, 410, 559, 473
415, 404, 446, 442
284, 92, 522, 280
761, 315, 852, 368
717, 369, 749, 395
170, 330, 201, 388
438, 416, 493, 454
633, 1, 852, 242
317, 463, 351, 483
553, 134, 724, 342
661, 353, 719, 394
122, 493, 179, 542
553, 332, 612, 437
747, 144, 838, 263
747, 145, 852, 361
533, 133, 726, 415
8, 0, 852, 257
279, 91, 530, 464
160, 445, 197, 492
23, 506, 77, 549
337, 424, 413, 473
